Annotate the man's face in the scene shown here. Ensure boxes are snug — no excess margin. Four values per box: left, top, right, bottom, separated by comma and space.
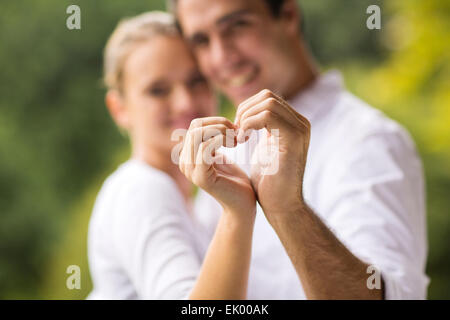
177, 0, 298, 105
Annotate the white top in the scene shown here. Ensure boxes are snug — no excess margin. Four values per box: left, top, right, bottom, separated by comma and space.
87, 159, 203, 299
194, 71, 429, 299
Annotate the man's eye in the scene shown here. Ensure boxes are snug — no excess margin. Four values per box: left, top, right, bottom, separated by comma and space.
191, 35, 209, 48
222, 19, 251, 37
228, 19, 251, 32
231, 19, 249, 28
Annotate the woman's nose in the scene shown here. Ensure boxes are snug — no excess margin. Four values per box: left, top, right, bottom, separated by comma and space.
171, 86, 195, 113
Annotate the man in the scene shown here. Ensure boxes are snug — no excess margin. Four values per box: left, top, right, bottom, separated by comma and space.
169, 0, 428, 299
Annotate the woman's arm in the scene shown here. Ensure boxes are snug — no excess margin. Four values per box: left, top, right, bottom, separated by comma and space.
189, 208, 255, 300
179, 117, 257, 300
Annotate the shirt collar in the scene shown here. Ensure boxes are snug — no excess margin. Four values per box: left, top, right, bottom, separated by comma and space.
288, 70, 344, 123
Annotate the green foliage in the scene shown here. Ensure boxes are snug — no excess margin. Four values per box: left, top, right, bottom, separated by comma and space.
0, 0, 164, 299
0, 0, 448, 299
299, 0, 386, 65
347, 0, 450, 299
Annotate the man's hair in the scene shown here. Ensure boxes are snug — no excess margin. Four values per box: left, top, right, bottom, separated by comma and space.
263, 0, 287, 17
167, 0, 286, 17
166, 0, 305, 35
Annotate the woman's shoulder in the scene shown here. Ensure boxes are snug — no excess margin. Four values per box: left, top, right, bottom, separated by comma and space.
105, 159, 179, 196
92, 159, 185, 221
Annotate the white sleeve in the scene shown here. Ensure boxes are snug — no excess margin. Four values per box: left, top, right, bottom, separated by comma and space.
111, 177, 201, 299
319, 128, 429, 299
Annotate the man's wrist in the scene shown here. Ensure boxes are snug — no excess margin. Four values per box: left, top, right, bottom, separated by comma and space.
265, 198, 311, 228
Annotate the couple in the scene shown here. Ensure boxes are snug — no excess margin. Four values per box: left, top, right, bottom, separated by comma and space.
88, 0, 428, 300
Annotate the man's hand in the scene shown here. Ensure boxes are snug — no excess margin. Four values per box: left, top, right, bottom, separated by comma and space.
235, 90, 383, 300
235, 89, 311, 221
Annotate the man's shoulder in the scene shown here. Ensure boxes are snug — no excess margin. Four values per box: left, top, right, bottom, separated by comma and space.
335, 92, 399, 134
324, 91, 416, 151
307, 90, 422, 187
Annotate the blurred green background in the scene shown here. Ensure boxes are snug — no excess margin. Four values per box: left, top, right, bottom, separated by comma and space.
0, 0, 448, 299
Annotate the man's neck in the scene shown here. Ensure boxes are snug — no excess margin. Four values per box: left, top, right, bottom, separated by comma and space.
283, 41, 320, 101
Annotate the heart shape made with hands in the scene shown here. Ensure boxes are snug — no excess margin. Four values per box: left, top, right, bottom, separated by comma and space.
178, 89, 310, 216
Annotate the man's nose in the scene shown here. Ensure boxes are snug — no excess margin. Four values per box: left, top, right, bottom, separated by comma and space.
209, 36, 238, 69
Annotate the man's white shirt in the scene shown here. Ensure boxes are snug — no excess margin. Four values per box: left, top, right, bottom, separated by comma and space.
194, 71, 429, 299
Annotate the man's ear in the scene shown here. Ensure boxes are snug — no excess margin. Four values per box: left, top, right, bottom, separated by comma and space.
279, 0, 302, 37
105, 89, 130, 131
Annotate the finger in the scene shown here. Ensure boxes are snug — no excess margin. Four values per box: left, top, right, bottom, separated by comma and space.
236, 89, 310, 129
191, 134, 228, 186
186, 124, 236, 168
190, 116, 236, 130
236, 128, 253, 144
203, 132, 236, 163
197, 134, 225, 166
187, 120, 236, 159
239, 97, 299, 130
200, 125, 237, 146
269, 94, 311, 128
179, 132, 195, 178
239, 110, 284, 134
235, 89, 275, 126
236, 97, 295, 143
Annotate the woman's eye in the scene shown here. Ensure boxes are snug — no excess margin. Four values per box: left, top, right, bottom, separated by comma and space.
148, 87, 169, 97
188, 76, 207, 88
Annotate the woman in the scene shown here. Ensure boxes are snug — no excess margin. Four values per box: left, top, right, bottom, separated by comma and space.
87, 11, 256, 299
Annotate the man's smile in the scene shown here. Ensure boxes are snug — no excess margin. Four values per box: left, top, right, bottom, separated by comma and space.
225, 67, 259, 88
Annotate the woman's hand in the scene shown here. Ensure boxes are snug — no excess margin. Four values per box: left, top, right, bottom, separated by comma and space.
179, 117, 256, 219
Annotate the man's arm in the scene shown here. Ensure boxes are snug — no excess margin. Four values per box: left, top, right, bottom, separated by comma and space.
234, 89, 393, 299
265, 124, 429, 299
268, 202, 383, 299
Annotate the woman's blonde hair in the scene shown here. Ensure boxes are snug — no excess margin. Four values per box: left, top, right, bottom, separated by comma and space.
103, 11, 178, 92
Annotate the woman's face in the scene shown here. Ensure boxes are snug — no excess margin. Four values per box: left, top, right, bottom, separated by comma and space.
120, 35, 216, 154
